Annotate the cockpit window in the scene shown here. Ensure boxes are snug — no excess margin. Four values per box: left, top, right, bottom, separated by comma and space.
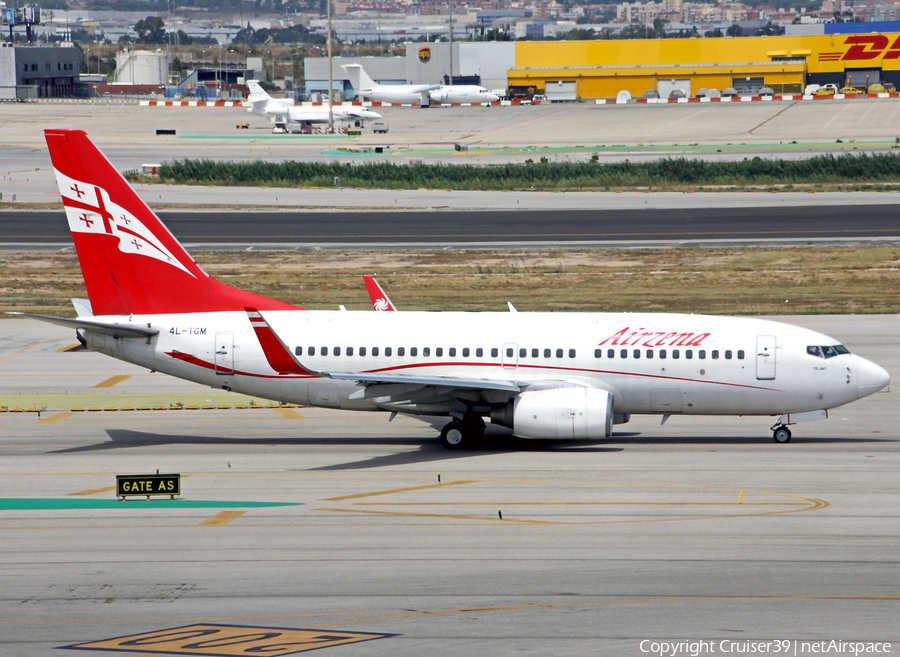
807, 344, 850, 359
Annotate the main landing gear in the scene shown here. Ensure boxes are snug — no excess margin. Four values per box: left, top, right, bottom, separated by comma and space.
772, 425, 792, 443
440, 415, 486, 449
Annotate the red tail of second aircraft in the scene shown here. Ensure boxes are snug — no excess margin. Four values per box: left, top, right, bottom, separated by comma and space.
45, 129, 299, 316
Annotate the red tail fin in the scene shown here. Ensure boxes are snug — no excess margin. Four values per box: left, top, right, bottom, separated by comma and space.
45, 129, 300, 316
363, 275, 396, 311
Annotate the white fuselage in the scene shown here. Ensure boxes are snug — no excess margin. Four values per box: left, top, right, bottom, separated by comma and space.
80, 310, 884, 419
358, 85, 499, 105
247, 97, 381, 125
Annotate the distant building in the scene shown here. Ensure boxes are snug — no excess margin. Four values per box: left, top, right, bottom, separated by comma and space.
0, 43, 79, 99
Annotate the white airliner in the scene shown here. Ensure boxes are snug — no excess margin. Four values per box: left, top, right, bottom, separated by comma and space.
245, 80, 381, 127
342, 64, 500, 106
16, 129, 891, 449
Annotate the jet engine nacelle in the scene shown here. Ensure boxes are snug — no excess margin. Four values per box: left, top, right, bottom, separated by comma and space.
491, 387, 613, 440
429, 89, 450, 103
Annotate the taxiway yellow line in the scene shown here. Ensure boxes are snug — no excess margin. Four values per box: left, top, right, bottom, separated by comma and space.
359, 501, 806, 506
198, 511, 246, 526
67, 485, 117, 497
94, 375, 131, 388
273, 408, 306, 420
318, 507, 555, 524
35, 412, 75, 424
323, 480, 477, 502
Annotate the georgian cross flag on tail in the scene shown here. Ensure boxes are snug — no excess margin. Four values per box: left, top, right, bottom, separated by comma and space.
55, 168, 194, 278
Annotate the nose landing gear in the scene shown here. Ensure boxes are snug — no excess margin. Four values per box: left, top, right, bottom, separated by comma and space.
772, 425, 792, 443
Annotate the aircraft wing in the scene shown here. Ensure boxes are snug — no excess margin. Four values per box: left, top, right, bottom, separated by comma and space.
328, 371, 521, 393
248, 308, 520, 394
411, 84, 441, 93
7, 312, 159, 338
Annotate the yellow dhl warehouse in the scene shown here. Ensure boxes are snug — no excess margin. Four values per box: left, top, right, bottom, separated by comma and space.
508, 33, 900, 99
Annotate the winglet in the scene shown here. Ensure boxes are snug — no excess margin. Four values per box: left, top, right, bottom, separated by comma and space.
245, 308, 317, 375
363, 275, 397, 311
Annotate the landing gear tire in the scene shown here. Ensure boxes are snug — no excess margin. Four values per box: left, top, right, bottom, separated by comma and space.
440, 416, 485, 449
773, 426, 792, 443
440, 421, 466, 449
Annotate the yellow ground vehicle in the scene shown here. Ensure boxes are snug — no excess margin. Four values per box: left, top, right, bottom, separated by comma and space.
813, 84, 838, 96
236, 120, 249, 129
839, 86, 864, 95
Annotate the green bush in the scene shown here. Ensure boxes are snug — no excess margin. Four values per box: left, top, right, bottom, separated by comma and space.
157, 152, 900, 191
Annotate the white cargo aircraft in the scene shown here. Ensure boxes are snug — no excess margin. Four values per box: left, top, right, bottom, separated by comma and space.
16, 129, 891, 448
245, 80, 381, 127
342, 64, 500, 106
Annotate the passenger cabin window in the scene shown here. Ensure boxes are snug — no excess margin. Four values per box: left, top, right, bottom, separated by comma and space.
463, 348, 470, 357
333, 347, 341, 356
383, 347, 390, 356
476, 348, 483, 357
712, 350, 719, 359
595, 348, 602, 358
556, 348, 563, 358
686, 350, 693, 359
646, 350, 653, 359
423, 347, 430, 357
659, 349, 666, 359
620, 349, 627, 358
737, 350, 745, 360
410, 347, 418, 357
533, 348, 540, 358
308, 346, 315, 357
295, 347, 302, 355
398, 347, 405, 357
320, 346, 327, 356
372, 347, 379, 356
360, 347, 367, 357
436, 348, 443, 357
725, 350, 733, 360
608, 349, 615, 358
544, 349, 551, 358
346, 347, 353, 356
699, 350, 706, 359
633, 349, 640, 359
672, 350, 680, 359
491, 348, 499, 358
519, 348, 526, 358
568, 349, 576, 358
449, 348, 456, 357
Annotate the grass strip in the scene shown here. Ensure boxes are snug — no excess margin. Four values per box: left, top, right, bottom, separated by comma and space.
151, 152, 900, 191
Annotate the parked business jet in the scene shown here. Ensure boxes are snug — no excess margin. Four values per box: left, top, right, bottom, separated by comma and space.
18, 129, 891, 448
245, 80, 381, 127
342, 64, 499, 106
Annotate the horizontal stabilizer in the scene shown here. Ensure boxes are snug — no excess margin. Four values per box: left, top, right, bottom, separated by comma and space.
7, 312, 159, 338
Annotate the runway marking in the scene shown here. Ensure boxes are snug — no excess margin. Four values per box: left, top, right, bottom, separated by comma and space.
94, 375, 131, 388
68, 485, 117, 496
62, 623, 393, 656
273, 408, 306, 420
199, 511, 246, 526
318, 507, 555, 524
6, 595, 899, 629
35, 412, 75, 424
323, 480, 476, 501
0, 337, 70, 361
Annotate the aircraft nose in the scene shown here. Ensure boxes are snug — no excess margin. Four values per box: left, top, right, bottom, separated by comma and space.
857, 355, 891, 398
